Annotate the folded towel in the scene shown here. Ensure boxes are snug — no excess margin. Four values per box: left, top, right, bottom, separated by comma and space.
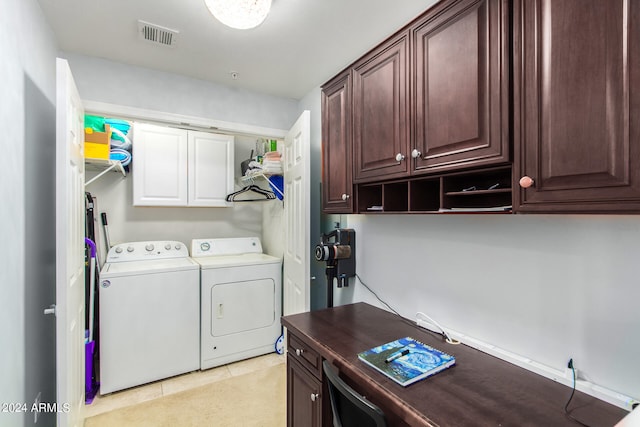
264, 151, 281, 159
262, 161, 282, 167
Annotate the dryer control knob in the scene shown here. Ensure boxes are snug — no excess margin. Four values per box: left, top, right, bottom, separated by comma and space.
145, 244, 154, 252
200, 242, 210, 252
165, 243, 172, 250
127, 246, 134, 252
115, 247, 123, 254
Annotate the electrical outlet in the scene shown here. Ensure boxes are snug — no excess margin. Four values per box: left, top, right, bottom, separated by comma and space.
565, 358, 578, 382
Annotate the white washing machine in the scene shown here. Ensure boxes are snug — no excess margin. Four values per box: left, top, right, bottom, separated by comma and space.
191, 237, 282, 370
99, 241, 200, 394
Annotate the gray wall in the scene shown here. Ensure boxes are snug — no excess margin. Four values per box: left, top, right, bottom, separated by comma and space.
330, 213, 640, 404
0, 0, 59, 426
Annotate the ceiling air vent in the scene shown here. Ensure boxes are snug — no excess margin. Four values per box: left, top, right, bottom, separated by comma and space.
138, 20, 179, 47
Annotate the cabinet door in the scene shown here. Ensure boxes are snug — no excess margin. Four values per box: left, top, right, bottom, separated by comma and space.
321, 71, 353, 213
514, 0, 640, 212
412, 0, 509, 175
353, 31, 410, 183
287, 355, 322, 427
133, 123, 188, 206
188, 131, 234, 207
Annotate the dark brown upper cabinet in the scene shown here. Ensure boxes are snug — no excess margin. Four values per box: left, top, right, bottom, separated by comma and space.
352, 31, 410, 183
513, 0, 640, 213
321, 71, 354, 213
412, 0, 510, 175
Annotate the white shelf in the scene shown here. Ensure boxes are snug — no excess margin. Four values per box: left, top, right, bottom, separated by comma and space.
241, 172, 284, 199
85, 158, 126, 186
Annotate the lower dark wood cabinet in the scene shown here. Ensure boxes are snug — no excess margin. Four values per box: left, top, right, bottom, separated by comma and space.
287, 355, 323, 427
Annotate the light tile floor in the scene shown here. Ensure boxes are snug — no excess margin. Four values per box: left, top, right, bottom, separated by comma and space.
85, 353, 286, 419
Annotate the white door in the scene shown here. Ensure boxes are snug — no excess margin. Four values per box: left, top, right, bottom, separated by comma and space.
188, 131, 234, 207
283, 111, 311, 315
132, 123, 188, 206
55, 58, 86, 426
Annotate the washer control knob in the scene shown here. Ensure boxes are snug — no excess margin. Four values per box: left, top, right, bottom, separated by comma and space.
165, 243, 172, 250
127, 246, 134, 252
145, 244, 155, 252
200, 242, 210, 252
175, 244, 182, 250
115, 247, 123, 254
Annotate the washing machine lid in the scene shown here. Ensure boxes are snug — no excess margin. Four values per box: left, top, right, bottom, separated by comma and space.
100, 257, 199, 277
193, 253, 282, 269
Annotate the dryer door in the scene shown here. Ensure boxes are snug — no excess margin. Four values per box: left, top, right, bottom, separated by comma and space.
211, 278, 276, 336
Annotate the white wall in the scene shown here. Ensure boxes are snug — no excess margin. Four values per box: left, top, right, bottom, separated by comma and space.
62, 52, 299, 131
0, 0, 59, 426
332, 214, 640, 405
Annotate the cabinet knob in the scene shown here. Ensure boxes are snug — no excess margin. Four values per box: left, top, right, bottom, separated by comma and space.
519, 176, 535, 188
295, 348, 304, 356
395, 153, 406, 162
341, 193, 350, 201
310, 393, 319, 402
411, 149, 422, 159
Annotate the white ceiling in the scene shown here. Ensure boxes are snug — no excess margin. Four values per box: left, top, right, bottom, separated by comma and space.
37, 0, 439, 100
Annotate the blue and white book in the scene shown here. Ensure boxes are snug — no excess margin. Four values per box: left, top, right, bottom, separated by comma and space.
357, 336, 455, 386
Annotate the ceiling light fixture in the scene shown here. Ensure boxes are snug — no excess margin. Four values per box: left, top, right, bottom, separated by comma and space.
204, 0, 272, 30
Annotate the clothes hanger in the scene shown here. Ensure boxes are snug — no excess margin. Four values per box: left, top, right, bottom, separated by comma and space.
226, 184, 276, 202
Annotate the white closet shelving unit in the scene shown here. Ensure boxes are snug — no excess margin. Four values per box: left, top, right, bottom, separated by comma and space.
85, 158, 126, 187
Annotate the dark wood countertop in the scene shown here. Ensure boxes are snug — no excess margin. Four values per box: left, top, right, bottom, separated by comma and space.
282, 302, 628, 427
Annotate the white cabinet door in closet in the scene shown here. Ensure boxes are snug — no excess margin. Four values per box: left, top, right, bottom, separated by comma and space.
133, 123, 188, 206
188, 131, 234, 207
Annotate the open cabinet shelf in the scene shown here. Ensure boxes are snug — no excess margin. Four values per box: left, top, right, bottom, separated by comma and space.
356, 166, 512, 214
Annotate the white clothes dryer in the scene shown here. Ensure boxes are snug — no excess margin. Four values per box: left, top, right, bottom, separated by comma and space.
191, 237, 282, 370
99, 241, 200, 394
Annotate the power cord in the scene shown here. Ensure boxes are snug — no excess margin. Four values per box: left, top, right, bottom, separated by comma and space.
355, 273, 402, 317
355, 273, 459, 345
563, 359, 593, 427
415, 312, 460, 345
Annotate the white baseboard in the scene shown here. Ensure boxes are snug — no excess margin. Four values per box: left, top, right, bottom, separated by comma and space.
415, 318, 637, 411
